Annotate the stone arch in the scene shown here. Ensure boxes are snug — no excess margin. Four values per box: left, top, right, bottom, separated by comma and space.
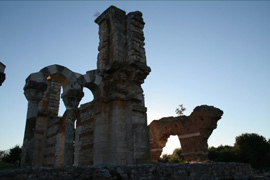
21, 65, 85, 167
73, 72, 102, 166
149, 106, 223, 164
161, 135, 181, 157
39, 64, 84, 92
149, 117, 185, 163
82, 73, 102, 99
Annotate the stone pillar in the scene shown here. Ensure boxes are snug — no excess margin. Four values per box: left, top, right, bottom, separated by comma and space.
33, 79, 61, 167
180, 135, 209, 162
62, 89, 83, 166
95, 6, 127, 71
0, 62, 6, 86
94, 6, 151, 165
21, 82, 47, 166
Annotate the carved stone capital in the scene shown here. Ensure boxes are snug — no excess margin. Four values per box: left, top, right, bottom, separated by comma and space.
24, 87, 46, 103
62, 89, 84, 109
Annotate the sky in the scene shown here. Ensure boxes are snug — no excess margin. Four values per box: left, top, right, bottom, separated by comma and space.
0, 1, 269, 155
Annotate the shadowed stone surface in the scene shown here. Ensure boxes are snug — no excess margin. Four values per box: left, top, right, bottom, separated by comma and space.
0, 163, 266, 180
149, 105, 223, 163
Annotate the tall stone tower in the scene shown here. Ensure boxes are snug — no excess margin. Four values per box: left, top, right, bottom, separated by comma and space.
93, 6, 151, 164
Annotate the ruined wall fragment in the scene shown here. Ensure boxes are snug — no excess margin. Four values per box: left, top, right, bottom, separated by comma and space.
149, 105, 223, 163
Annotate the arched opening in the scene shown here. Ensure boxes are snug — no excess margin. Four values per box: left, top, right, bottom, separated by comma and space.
45, 74, 68, 117
59, 87, 65, 116
161, 135, 181, 156
40, 73, 77, 167
159, 135, 182, 163
79, 87, 94, 107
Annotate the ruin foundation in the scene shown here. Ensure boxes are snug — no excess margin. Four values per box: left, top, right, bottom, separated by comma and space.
0, 163, 263, 180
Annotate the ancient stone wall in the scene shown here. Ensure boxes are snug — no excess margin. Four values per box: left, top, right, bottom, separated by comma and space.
149, 105, 223, 163
74, 102, 95, 166
21, 65, 84, 167
0, 163, 264, 180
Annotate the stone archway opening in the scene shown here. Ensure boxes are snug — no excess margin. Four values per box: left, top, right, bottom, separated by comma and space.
45, 74, 68, 117
59, 86, 65, 116
79, 87, 94, 107
161, 135, 181, 157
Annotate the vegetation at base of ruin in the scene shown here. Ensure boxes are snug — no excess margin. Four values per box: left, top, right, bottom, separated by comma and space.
209, 133, 270, 170
159, 133, 270, 171
0, 145, 22, 170
175, 104, 186, 116
1, 133, 269, 170
159, 148, 183, 163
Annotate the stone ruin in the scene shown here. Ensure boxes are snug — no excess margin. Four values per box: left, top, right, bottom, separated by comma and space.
21, 6, 223, 167
0, 62, 6, 86
149, 105, 223, 163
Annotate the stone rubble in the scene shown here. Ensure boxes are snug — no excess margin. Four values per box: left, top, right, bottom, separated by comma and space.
0, 163, 266, 180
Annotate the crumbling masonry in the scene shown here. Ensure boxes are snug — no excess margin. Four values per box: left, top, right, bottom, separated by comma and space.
21, 6, 223, 167
149, 105, 223, 163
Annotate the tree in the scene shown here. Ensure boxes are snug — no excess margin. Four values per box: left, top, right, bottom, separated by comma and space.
159, 148, 183, 163
235, 133, 269, 169
1, 145, 22, 166
0, 151, 6, 162
208, 145, 239, 163
175, 104, 186, 116
169, 148, 183, 163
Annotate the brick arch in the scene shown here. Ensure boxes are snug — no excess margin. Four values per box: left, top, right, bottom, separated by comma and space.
149, 116, 186, 163
82, 73, 102, 100
22, 65, 85, 167
149, 105, 223, 163
39, 64, 84, 92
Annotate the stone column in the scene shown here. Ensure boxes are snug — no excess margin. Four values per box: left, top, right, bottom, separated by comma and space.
179, 134, 209, 162
62, 89, 83, 166
21, 83, 47, 166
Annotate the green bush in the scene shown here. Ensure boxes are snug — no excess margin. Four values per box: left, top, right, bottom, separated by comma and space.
159, 148, 183, 163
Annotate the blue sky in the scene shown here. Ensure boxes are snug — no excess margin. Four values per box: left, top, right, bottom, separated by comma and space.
0, 1, 269, 154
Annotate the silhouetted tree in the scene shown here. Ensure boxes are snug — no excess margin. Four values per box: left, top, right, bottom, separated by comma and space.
2, 145, 22, 166
235, 133, 269, 169
159, 148, 183, 163
208, 145, 240, 163
0, 151, 5, 162
159, 154, 170, 163
175, 104, 186, 116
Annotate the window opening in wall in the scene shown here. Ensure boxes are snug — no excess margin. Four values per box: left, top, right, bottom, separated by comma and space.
161, 135, 181, 156
74, 120, 77, 129
59, 87, 65, 116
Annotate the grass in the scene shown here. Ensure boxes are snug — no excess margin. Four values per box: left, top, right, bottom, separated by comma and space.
0, 162, 20, 170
